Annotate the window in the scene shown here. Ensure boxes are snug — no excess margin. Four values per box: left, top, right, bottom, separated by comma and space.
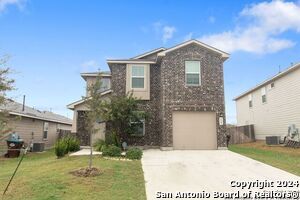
270, 82, 275, 88
248, 94, 253, 108
131, 119, 145, 136
100, 78, 111, 92
261, 87, 267, 103
185, 61, 201, 85
43, 122, 49, 139
131, 65, 145, 89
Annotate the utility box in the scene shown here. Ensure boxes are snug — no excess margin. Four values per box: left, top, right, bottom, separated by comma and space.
32, 142, 45, 152
266, 136, 281, 145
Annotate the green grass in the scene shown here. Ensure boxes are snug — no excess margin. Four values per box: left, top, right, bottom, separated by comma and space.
229, 142, 300, 176
0, 150, 146, 200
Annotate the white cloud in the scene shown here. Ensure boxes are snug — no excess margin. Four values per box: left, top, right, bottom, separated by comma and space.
162, 26, 176, 43
0, 0, 26, 12
200, 0, 300, 54
151, 21, 176, 43
81, 60, 99, 72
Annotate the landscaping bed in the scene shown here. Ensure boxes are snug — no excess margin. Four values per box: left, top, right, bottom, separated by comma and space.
0, 149, 146, 200
229, 141, 300, 176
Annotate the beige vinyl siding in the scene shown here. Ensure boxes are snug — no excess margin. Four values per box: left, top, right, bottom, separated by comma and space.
236, 67, 300, 140
126, 64, 150, 100
0, 116, 72, 154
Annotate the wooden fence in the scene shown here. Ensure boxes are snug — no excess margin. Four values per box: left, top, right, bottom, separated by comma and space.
227, 125, 255, 145
57, 129, 72, 139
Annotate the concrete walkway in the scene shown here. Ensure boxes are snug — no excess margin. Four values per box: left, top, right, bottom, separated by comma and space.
69, 148, 102, 156
142, 150, 299, 200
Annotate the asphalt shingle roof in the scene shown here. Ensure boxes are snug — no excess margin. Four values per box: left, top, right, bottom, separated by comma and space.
0, 99, 72, 125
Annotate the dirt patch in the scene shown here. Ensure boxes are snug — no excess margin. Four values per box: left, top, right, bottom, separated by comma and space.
70, 167, 101, 177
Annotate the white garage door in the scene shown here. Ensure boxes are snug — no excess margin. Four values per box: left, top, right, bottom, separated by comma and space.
173, 111, 217, 150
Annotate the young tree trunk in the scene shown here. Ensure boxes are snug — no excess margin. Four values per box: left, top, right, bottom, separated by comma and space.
89, 130, 93, 169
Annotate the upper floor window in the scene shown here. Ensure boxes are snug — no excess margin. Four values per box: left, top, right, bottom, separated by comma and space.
185, 61, 201, 86
100, 78, 111, 92
248, 94, 253, 108
131, 65, 145, 89
261, 87, 267, 103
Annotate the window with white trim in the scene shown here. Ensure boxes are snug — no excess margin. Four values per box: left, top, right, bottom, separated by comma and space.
131, 65, 145, 89
185, 61, 201, 86
248, 94, 253, 108
261, 87, 267, 103
43, 122, 49, 139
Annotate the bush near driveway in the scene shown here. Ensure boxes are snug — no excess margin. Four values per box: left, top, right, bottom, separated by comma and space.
93, 139, 106, 151
126, 148, 143, 160
102, 145, 122, 157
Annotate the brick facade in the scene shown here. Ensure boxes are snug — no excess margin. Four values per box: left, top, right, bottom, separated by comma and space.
109, 63, 162, 146
109, 42, 227, 148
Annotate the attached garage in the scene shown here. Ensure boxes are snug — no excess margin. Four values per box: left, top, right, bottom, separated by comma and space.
172, 111, 217, 150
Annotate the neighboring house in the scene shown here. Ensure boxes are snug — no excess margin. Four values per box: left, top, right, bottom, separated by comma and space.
234, 62, 300, 140
0, 99, 72, 153
68, 39, 229, 150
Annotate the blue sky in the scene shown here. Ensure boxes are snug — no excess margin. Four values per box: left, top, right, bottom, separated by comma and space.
0, 0, 300, 123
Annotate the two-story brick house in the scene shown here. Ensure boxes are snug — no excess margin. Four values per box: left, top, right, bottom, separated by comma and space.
68, 39, 229, 150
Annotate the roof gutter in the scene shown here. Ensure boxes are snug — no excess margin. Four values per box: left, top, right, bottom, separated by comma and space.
8, 111, 72, 125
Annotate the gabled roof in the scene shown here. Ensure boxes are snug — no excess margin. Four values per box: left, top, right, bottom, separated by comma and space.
0, 99, 72, 125
107, 39, 229, 65
157, 39, 230, 58
131, 47, 166, 59
67, 89, 112, 110
234, 62, 300, 101
106, 59, 156, 64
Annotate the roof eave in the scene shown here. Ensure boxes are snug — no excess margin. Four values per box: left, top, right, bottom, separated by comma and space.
131, 47, 166, 59
234, 62, 300, 101
157, 39, 230, 58
107, 60, 156, 64
67, 90, 112, 110
8, 111, 72, 125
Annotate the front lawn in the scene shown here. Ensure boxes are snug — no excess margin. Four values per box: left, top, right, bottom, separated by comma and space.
229, 141, 300, 176
0, 150, 146, 200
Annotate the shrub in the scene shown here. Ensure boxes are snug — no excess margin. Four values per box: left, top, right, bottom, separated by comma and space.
54, 139, 67, 158
102, 145, 121, 157
54, 136, 80, 158
126, 148, 143, 160
67, 136, 80, 152
105, 131, 120, 147
93, 139, 106, 152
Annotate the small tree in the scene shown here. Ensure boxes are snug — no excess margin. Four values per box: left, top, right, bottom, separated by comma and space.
102, 93, 148, 145
84, 72, 105, 169
0, 56, 15, 137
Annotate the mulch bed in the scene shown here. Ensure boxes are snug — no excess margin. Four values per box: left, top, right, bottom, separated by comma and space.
70, 167, 101, 177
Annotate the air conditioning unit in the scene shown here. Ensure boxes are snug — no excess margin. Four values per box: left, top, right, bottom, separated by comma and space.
32, 142, 45, 152
266, 136, 280, 145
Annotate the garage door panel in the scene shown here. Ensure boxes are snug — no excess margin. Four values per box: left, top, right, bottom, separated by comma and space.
173, 111, 217, 150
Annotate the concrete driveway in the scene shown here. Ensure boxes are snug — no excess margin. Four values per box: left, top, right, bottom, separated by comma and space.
142, 150, 299, 200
